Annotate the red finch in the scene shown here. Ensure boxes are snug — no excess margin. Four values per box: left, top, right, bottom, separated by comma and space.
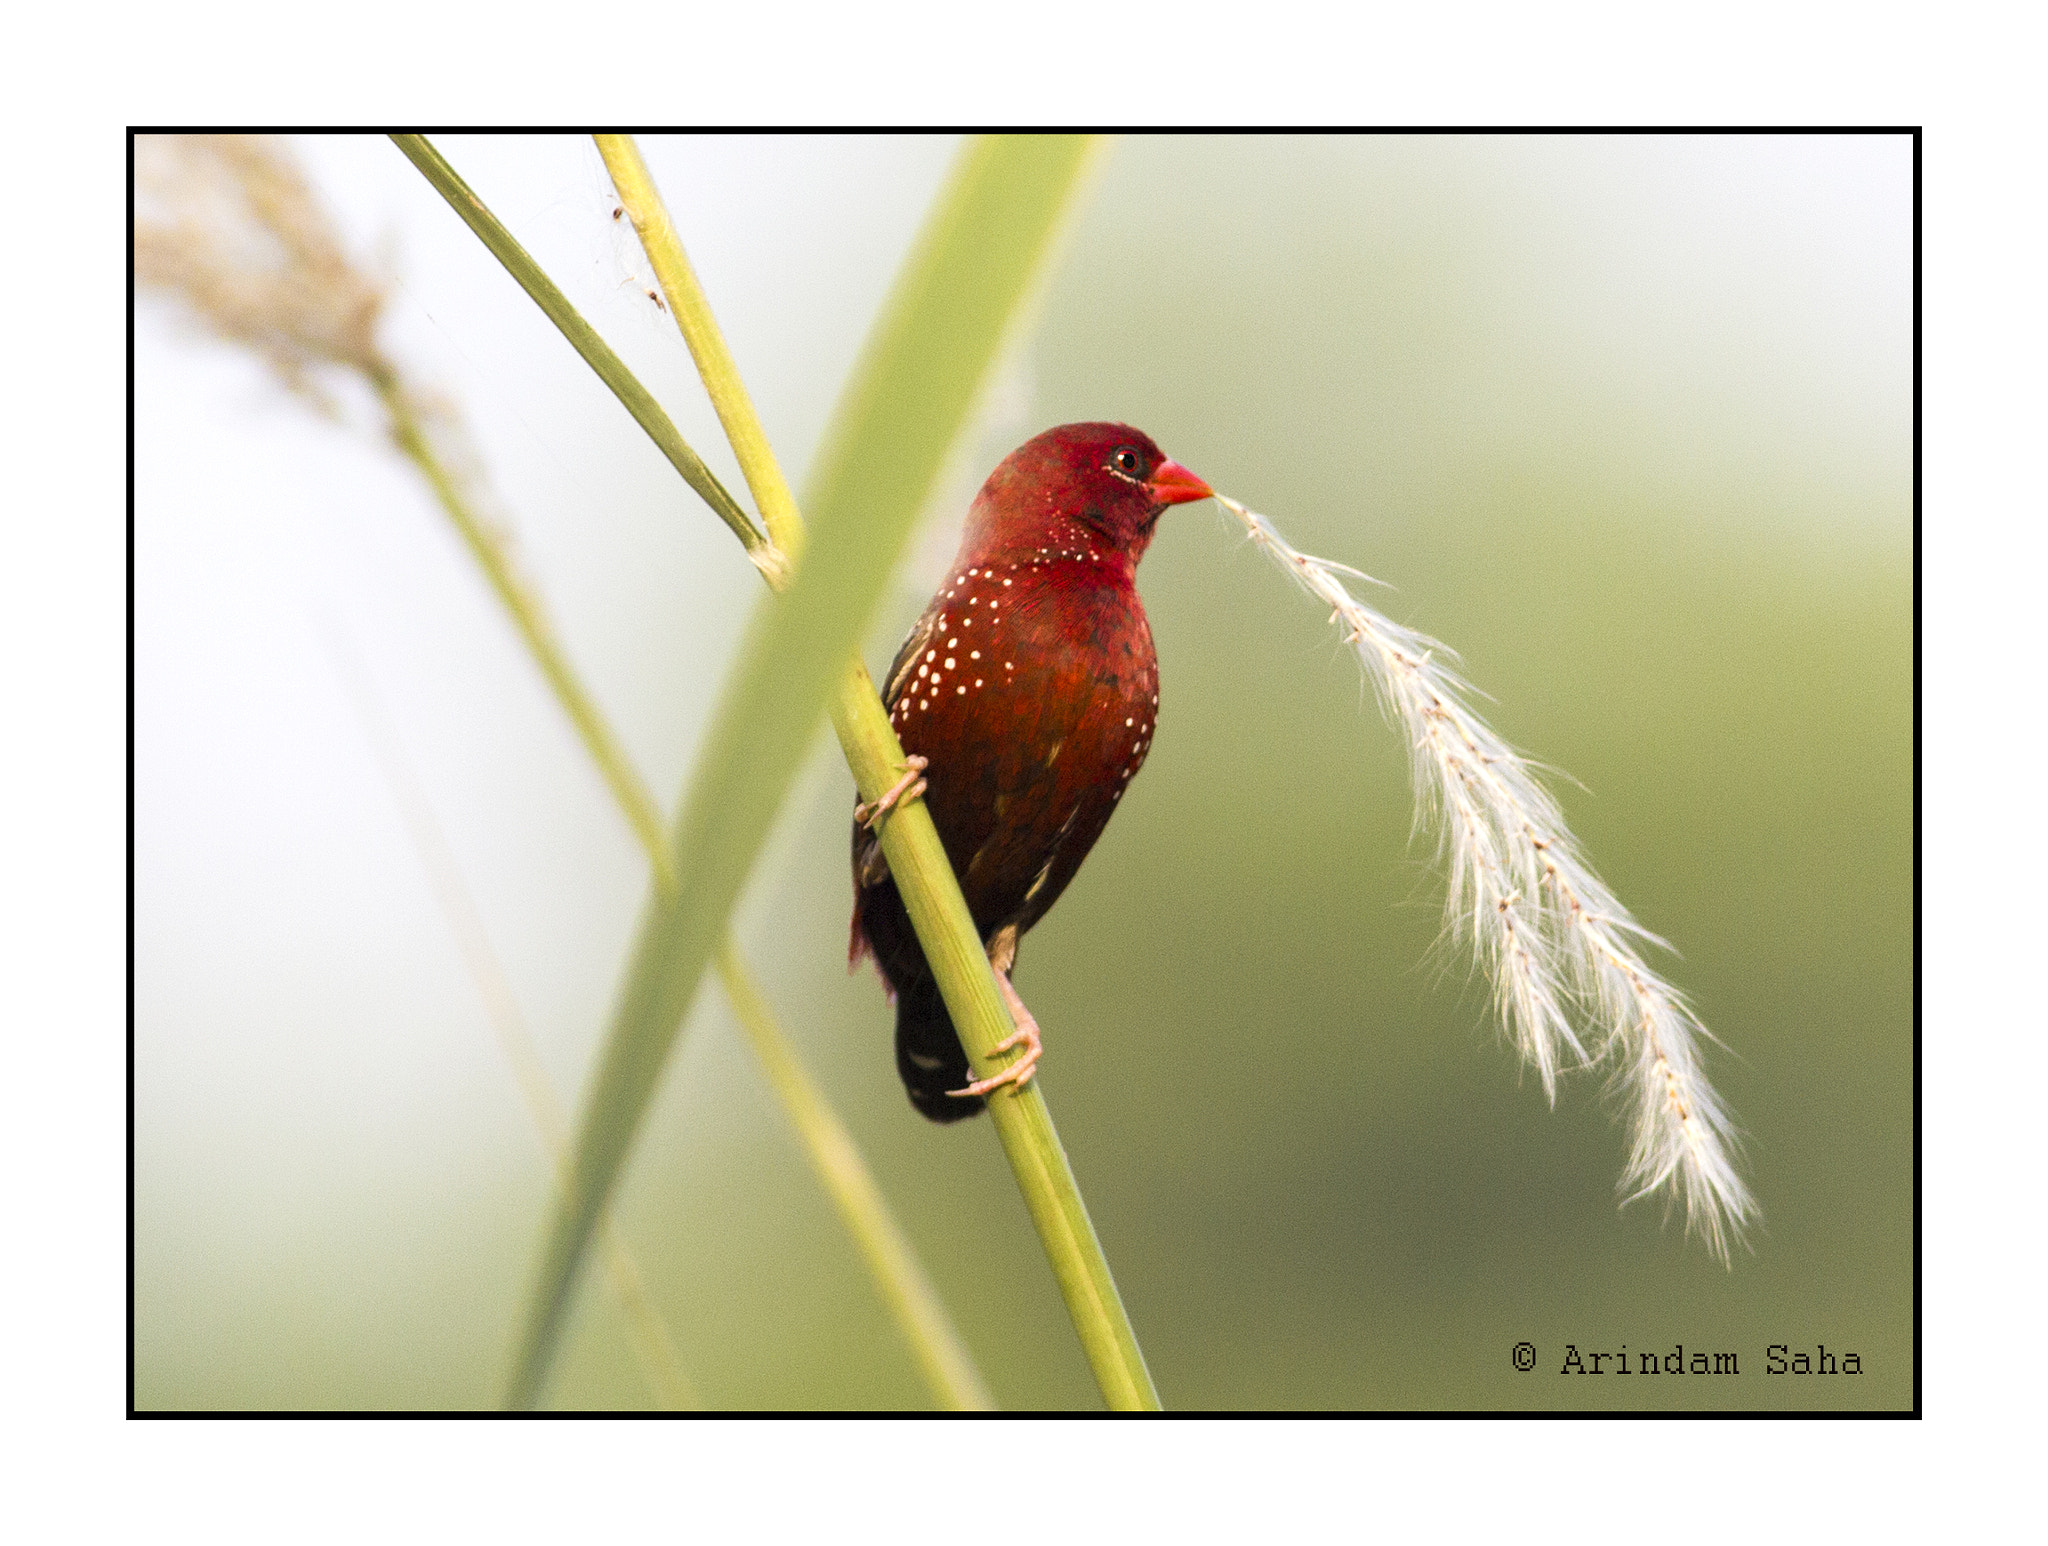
850, 423, 1212, 1119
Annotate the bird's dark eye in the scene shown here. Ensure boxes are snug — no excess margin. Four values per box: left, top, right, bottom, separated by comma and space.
1110, 446, 1144, 477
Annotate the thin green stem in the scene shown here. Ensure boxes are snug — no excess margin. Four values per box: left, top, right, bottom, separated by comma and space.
715, 942, 994, 1411
605, 134, 1157, 1410
374, 370, 676, 898
388, 134, 788, 588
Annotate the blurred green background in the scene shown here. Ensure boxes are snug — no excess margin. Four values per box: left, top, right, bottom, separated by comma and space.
135, 134, 1911, 1410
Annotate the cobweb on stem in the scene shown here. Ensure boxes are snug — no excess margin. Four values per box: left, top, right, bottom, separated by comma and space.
1215, 494, 1756, 1262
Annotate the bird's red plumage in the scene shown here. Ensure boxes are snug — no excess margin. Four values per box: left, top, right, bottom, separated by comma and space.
851, 423, 1210, 1120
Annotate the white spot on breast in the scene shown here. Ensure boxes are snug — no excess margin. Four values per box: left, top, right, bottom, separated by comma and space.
945, 658, 956, 669
918, 664, 929, 678
974, 678, 983, 687
969, 650, 980, 660
1125, 717, 1134, 727
956, 685, 965, 695
926, 650, 936, 662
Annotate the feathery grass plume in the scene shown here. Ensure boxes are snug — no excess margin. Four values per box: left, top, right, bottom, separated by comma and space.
134, 134, 502, 540
135, 135, 388, 404
133, 137, 521, 617
1214, 495, 1756, 1262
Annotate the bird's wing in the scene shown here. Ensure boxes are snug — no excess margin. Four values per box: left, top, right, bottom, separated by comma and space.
881, 607, 941, 710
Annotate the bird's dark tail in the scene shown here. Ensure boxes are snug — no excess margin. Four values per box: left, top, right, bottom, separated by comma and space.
895, 977, 986, 1123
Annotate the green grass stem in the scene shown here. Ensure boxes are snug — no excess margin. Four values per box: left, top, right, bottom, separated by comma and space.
375, 369, 677, 898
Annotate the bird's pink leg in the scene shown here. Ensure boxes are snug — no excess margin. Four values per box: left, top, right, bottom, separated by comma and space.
949, 926, 1043, 1100
855, 755, 928, 830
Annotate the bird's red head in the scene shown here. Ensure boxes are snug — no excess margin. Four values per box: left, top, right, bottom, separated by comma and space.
961, 422, 1212, 570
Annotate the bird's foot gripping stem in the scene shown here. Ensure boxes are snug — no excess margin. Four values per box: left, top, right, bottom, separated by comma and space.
855, 755, 928, 830
949, 927, 1043, 1101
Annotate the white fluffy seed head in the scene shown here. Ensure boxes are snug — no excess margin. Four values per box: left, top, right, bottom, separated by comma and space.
1216, 494, 1756, 1262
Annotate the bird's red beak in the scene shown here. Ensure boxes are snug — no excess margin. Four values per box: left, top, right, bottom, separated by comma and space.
1147, 458, 1213, 506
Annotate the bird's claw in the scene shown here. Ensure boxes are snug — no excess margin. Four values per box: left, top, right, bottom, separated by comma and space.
855, 756, 929, 830
948, 946, 1043, 1100
947, 1022, 1042, 1100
